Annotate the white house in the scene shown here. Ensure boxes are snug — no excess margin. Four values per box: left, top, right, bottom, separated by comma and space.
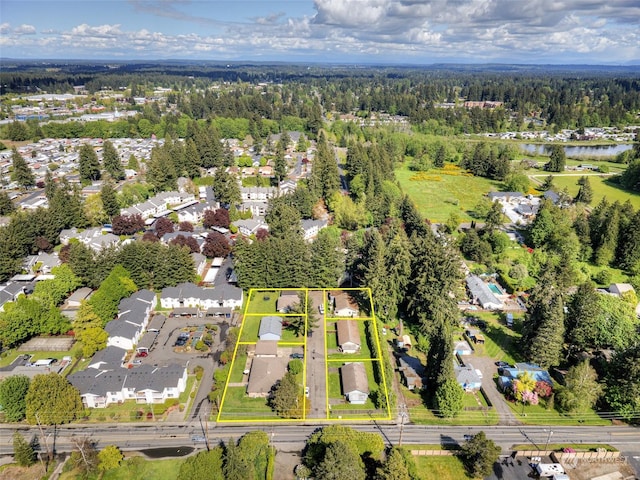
159, 282, 243, 310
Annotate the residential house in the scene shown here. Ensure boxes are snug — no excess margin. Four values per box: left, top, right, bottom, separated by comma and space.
105, 289, 155, 351
159, 282, 243, 311
301, 218, 328, 242
0, 282, 27, 312
277, 291, 300, 313
341, 362, 369, 404
259, 316, 283, 341
337, 320, 361, 354
233, 218, 268, 236
68, 363, 187, 408
465, 275, 504, 310
332, 292, 359, 317
246, 358, 286, 398
497, 363, 552, 391
455, 364, 482, 391
67, 287, 93, 307
176, 202, 216, 224
397, 356, 425, 391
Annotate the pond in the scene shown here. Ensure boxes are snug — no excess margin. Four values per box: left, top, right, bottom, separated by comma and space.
519, 143, 632, 158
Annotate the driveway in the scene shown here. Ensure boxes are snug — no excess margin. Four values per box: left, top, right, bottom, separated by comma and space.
306, 290, 327, 419
470, 355, 520, 426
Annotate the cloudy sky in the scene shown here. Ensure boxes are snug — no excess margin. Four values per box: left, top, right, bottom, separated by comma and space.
1, 0, 639, 64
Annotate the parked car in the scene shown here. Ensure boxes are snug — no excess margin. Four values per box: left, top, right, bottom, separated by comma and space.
495, 361, 511, 368
290, 353, 304, 359
136, 351, 148, 357
305, 386, 310, 397
132, 360, 142, 365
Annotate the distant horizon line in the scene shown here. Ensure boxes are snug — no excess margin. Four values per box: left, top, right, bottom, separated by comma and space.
1, 57, 640, 69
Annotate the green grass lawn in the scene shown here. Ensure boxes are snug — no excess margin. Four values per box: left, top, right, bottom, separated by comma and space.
245, 291, 279, 314
395, 164, 502, 223
218, 386, 277, 420
404, 386, 498, 426
239, 315, 262, 342
326, 320, 374, 360
530, 173, 640, 209
412, 455, 473, 480
464, 312, 523, 365
101, 457, 184, 480
0, 349, 71, 368
506, 398, 611, 426
229, 352, 249, 382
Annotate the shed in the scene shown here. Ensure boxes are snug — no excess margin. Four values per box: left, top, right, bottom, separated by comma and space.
67, 287, 93, 307
454, 340, 473, 356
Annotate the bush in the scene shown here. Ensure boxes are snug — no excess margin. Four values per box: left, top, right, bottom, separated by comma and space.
594, 268, 612, 285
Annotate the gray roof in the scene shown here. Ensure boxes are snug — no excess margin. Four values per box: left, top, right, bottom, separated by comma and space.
466, 275, 502, 308
136, 331, 157, 350
455, 364, 482, 387
87, 345, 126, 369
68, 363, 185, 398
543, 190, 561, 204
259, 316, 283, 339
341, 362, 369, 394
337, 320, 361, 347
247, 358, 286, 396
147, 314, 166, 331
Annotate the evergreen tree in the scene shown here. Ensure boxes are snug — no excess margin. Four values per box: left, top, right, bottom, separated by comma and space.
184, 138, 201, 178
10, 147, 35, 189
0, 375, 30, 422
485, 200, 504, 231
100, 182, 120, 219
309, 229, 344, 287
616, 210, 640, 272
265, 201, 302, 239
460, 432, 501, 478
102, 139, 124, 180
521, 270, 565, 368
13, 432, 36, 467
79, 143, 101, 182
556, 361, 602, 414
146, 144, 177, 192
433, 144, 446, 168
309, 132, 340, 202
212, 169, 241, 207
435, 377, 464, 418
0, 191, 15, 215
604, 344, 640, 420
574, 176, 593, 204
565, 281, 600, 352
545, 145, 566, 172
313, 441, 365, 480
375, 447, 411, 480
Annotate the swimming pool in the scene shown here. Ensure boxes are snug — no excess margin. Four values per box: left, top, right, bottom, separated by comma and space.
488, 283, 502, 295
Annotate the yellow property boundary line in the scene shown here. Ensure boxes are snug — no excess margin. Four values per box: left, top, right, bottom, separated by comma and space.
216, 288, 392, 423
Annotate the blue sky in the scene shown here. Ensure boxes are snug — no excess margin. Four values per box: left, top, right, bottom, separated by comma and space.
1, 0, 639, 64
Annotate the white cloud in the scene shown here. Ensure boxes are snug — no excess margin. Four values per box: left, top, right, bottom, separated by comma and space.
1, 0, 639, 63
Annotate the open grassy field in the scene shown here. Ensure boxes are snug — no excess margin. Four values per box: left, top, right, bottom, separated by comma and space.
395, 164, 502, 223
412, 454, 472, 480
530, 174, 640, 209
102, 457, 184, 480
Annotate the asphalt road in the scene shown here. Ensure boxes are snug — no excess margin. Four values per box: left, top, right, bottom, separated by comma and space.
2, 423, 639, 456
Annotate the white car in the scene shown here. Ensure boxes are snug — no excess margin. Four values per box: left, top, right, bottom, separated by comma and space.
305, 387, 310, 397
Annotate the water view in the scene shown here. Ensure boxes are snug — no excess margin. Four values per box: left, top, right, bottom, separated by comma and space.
520, 143, 633, 158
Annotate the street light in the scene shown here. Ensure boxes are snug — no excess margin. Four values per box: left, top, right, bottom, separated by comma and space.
544, 429, 554, 451
398, 404, 408, 446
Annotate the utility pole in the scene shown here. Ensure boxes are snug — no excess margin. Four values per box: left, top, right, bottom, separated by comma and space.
398, 404, 408, 446
544, 429, 553, 452
34, 413, 53, 468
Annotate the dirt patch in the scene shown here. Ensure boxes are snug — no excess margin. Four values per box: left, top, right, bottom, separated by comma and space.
274, 449, 302, 480
0, 464, 47, 480
18, 336, 74, 352
562, 460, 636, 480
